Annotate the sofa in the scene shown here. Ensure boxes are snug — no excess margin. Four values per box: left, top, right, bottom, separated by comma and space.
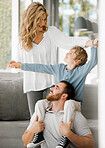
0, 72, 30, 148
82, 84, 98, 148
0, 73, 98, 148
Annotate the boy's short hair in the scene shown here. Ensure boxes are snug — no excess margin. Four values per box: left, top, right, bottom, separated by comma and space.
72, 46, 88, 66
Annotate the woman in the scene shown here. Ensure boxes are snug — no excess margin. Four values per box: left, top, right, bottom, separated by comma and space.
11, 2, 89, 117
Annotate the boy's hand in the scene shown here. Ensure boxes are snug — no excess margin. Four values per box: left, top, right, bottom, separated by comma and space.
85, 40, 92, 47
7, 61, 22, 69
93, 38, 98, 48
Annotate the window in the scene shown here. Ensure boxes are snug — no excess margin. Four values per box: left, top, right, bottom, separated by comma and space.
0, 0, 97, 75
58, 0, 98, 84
59, 0, 97, 36
0, 0, 44, 71
32, 0, 43, 3
20, 0, 27, 27
0, 0, 12, 70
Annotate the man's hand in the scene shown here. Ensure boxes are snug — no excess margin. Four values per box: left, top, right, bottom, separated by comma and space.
29, 116, 45, 134
7, 61, 22, 69
59, 120, 73, 138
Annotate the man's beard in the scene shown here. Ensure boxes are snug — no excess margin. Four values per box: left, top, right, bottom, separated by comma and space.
46, 93, 62, 101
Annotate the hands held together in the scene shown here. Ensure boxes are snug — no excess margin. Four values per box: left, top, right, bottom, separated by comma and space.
7, 61, 22, 69
85, 38, 98, 48
93, 38, 98, 48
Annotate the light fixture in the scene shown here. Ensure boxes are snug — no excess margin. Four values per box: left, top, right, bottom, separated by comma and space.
75, 17, 87, 31
92, 22, 98, 35
86, 19, 93, 33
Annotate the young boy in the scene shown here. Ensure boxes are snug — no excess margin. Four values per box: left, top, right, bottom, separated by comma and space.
7, 38, 98, 148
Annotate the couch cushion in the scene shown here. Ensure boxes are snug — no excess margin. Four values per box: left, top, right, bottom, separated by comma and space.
0, 121, 29, 148
0, 121, 29, 139
87, 119, 98, 148
82, 84, 98, 119
0, 77, 30, 121
0, 120, 98, 148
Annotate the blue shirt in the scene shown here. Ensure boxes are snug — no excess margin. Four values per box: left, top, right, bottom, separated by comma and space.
22, 44, 97, 103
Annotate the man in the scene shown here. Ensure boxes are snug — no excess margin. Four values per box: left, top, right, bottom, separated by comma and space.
22, 81, 94, 148
8, 39, 98, 148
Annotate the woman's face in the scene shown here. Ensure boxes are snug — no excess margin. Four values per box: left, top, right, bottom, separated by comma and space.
37, 13, 47, 32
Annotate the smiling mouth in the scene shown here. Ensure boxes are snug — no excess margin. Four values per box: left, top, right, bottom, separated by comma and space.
49, 91, 53, 95
39, 25, 44, 28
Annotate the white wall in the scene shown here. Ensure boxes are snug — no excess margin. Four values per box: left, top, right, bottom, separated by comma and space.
98, 0, 105, 147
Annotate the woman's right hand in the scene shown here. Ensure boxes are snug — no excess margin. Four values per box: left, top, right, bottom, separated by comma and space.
7, 61, 22, 69
29, 116, 45, 134
93, 38, 98, 48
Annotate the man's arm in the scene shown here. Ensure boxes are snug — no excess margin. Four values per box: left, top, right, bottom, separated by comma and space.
22, 129, 34, 148
59, 120, 94, 148
22, 116, 45, 147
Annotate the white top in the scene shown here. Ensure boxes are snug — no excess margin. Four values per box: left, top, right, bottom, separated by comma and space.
17, 26, 89, 93
27, 110, 91, 148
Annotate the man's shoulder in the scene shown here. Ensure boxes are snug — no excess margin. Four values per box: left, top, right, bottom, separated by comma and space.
74, 111, 87, 123
73, 111, 89, 130
73, 111, 91, 136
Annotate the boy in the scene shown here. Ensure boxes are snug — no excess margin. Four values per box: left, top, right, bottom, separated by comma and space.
7, 38, 98, 148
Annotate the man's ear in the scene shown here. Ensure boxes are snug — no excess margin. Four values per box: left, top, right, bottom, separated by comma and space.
62, 93, 68, 100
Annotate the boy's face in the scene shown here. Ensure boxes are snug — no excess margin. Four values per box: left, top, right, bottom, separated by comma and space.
64, 49, 77, 65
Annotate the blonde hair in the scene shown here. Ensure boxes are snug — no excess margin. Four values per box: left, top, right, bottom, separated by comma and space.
72, 46, 88, 66
19, 2, 48, 51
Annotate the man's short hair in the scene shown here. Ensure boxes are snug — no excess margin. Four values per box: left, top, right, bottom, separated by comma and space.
60, 80, 75, 100
72, 46, 88, 66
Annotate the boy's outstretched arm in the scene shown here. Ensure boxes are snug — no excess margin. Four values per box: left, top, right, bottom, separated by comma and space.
78, 38, 98, 76
7, 60, 62, 78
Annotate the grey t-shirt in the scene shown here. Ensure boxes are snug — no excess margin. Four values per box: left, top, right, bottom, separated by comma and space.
27, 110, 91, 148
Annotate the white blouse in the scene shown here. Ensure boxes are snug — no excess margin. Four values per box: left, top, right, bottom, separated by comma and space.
17, 26, 89, 93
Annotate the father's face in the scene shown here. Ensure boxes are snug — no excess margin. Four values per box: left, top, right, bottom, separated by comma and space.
46, 82, 66, 101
